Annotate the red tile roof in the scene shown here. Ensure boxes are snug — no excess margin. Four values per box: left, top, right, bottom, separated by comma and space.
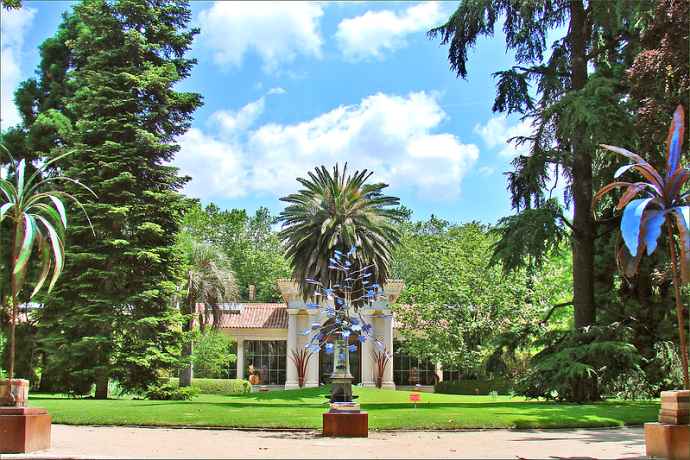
219, 303, 288, 329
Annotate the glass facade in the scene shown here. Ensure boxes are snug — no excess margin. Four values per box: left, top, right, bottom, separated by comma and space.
393, 342, 437, 386
244, 340, 287, 385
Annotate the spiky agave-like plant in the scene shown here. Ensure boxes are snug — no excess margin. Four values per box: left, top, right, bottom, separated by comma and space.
0, 147, 94, 397
593, 105, 689, 389
278, 164, 401, 300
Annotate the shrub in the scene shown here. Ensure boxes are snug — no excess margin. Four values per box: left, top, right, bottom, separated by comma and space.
516, 324, 641, 402
146, 382, 199, 400
435, 378, 512, 395
192, 331, 236, 379
169, 378, 252, 395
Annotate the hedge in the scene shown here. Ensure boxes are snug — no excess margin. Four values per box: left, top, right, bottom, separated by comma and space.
434, 379, 513, 395
169, 378, 252, 395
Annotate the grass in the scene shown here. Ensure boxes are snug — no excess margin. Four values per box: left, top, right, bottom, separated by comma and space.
29, 386, 659, 430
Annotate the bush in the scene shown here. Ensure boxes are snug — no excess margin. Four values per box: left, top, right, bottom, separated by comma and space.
146, 382, 199, 400
169, 378, 252, 395
435, 379, 512, 395
192, 331, 236, 379
516, 324, 641, 402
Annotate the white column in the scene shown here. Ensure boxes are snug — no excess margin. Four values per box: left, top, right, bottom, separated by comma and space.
436, 362, 443, 384
381, 314, 395, 390
360, 313, 376, 387
305, 311, 320, 387
236, 339, 244, 380
285, 312, 299, 389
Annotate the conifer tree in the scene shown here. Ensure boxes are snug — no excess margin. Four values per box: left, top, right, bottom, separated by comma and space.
10, 0, 202, 397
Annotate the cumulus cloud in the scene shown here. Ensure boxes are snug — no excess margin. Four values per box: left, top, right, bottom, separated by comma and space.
175, 91, 479, 201
1, 6, 35, 130
197, 1, 323, 71
473, 115, 533, 158
335, 2, 446, 61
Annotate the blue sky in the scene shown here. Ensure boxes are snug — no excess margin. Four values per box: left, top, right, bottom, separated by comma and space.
1, 1, 536, 224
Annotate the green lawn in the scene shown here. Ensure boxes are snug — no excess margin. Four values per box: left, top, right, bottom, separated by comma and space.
29, 386, 659, 430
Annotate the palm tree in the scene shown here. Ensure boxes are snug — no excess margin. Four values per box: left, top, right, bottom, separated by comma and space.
279, 164, 401, 299
178, 241, 238, 387
0, 147, 93, 401
594, 105, 689, 389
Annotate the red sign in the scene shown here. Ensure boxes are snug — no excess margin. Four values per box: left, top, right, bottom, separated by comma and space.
409, 393, 421, 403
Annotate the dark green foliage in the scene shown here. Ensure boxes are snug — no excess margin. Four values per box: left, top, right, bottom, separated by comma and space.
434, 379, 512, 396
518, 324, 641, 402
7, 0, 204, 397
279, 164, 401, 300
490, 199, 567, 272
146, 382, 198, 401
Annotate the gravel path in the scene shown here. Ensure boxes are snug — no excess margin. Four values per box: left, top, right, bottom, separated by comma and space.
5, 424, 647, 459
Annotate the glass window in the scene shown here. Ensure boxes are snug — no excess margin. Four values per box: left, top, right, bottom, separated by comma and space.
393, 341, 437, 386
244, 340, 287, 385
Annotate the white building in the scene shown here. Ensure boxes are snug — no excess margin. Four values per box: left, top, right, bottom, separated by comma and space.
215, 279, 443, 391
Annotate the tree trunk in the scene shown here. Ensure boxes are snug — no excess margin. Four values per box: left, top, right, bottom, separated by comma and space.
94, 373, 109, 400
179, 341, 193, 387
569, 0, 596, 330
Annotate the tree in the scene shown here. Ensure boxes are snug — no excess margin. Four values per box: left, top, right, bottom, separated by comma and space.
26, 0, 202, 397
0, 149, 91, 398
594, 105, 689, 389
278, 164, 401, 298
181, 204, 290, 301
392, 217, 569, 375
177, 241, 237, 386
429, 1, 652, 331
191, 330, 236, 379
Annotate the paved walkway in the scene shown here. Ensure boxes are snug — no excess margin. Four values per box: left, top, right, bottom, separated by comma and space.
6, 424, 647, 459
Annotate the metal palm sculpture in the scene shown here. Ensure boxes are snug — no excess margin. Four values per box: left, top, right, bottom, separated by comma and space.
593, 105, 689, 389
279, 164, 401, 300
0, 148, 94, 394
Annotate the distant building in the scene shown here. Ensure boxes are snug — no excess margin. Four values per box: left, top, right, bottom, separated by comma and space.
210, 279, 443, 390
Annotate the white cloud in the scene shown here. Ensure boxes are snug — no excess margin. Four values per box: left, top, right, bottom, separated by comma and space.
197, 1, 323, 71
1, 6, 35, 130
175, 91, 479, 201
478, 166, 495, 177
335, 2, 446, 61
474, 115, 533, 158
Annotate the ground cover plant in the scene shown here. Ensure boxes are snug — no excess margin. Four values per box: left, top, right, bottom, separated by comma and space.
29, 386, 658, 430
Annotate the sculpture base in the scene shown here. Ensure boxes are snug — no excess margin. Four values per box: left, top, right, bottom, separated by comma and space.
645, 422, 689, 460
323, 411, 368, 437
0, 407, 51, 453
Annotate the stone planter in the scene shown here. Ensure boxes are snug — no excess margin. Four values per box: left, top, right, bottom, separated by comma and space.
645, 390, 690, 460
0, 379, 29, 407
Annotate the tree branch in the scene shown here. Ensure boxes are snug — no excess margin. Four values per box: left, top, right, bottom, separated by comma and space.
541, 300, 574, 324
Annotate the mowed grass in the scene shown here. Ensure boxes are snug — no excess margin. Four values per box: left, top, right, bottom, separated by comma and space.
29, 386, 659, 430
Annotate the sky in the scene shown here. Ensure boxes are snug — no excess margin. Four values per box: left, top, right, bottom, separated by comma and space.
0, 1, 537, 224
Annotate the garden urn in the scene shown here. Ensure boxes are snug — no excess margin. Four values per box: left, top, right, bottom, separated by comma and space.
0, 379, 29, 407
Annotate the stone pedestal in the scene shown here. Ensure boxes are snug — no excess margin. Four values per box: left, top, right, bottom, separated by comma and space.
645, 423, 689, 460
644, 390, 690, 460
0, 407, 51, 453
323, 412, 368, 437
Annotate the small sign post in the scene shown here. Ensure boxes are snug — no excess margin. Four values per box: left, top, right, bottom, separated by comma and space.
409, 392, 421, 408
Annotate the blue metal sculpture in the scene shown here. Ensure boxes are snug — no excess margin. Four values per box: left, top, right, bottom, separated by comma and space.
301, 245, 388, 402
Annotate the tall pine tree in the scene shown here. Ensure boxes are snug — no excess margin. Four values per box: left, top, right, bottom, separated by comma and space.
429, 1, 652, 330
16, 0, 203, 397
